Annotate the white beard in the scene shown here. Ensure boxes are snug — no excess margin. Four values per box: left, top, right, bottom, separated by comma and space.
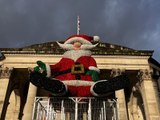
63, 50, 92, 61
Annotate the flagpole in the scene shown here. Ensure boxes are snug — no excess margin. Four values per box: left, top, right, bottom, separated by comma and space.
77, 16, 80, 35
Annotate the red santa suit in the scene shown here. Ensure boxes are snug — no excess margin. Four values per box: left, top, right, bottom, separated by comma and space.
46, 50, 100, 97
47, 35, 99, 97
45, 50, 99, 97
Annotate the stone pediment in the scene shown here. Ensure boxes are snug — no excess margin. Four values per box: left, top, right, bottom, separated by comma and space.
0, 41, 153, 56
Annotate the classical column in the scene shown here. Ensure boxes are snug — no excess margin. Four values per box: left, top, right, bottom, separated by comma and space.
23, 83, 37, 120
5, 91, 20, 120
0, 66, 13, 120
110, 68, 128, 120
22, 67, 37, 120
137, 69, 160, 120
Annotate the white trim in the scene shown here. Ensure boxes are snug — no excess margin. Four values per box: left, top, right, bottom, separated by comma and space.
65, 37, 92, 45
46, 64, 51, 77
89, 66, 100, 73
62, 80, 94, 86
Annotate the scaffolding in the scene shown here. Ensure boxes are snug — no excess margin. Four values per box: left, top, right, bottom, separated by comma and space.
32, 97, 118, 120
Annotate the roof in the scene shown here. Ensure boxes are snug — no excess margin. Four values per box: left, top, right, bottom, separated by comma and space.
0, 41, 153, 56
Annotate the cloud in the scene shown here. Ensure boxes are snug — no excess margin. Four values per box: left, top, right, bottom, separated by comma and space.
0, 0, 159, 61
103, 0, 160, 60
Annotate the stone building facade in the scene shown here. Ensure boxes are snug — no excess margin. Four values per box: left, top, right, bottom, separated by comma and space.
0, 41, 160, 120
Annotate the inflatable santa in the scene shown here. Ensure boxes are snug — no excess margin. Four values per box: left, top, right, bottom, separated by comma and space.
30, 34, 129, 97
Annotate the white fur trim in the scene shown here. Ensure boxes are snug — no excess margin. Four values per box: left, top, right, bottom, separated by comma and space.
93, 36, 100, 42
62, 80, 94, 86
89, 66, 100, 73
45, 64, 51, 77
65, 37, 92, 45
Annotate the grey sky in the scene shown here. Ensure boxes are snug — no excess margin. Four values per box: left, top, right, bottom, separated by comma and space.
0, 0, 159, 61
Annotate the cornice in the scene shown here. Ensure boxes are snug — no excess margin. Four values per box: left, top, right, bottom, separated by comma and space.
0, 42, 153, 56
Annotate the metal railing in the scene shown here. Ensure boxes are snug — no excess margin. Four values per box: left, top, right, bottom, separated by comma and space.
32, 97, 118, 120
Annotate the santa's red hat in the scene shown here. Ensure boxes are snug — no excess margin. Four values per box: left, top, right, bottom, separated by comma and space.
57, 34, 100, 50
64, 34, 100, 45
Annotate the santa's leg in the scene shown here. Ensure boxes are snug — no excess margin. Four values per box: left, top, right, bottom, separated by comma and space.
29, 71, 67, 95
91, 75, 130, 96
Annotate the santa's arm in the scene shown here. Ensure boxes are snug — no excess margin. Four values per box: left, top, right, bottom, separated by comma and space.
86, 57, 100, 81
33, 61, 47, 75
46, 61, 61, 77
33, 60, 61, 77
88, 57, 100, 72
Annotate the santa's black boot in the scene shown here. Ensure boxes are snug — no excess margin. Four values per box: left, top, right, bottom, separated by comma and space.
29, 71, 67, 95
92, 75, 130, 96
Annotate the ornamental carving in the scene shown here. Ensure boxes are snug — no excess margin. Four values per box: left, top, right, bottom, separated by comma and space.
0, 66, 13, 78
110, 68, 125, 77
137, 69, 152, 81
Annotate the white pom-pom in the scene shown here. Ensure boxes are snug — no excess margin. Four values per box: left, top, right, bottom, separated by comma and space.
93, 36, 100, 42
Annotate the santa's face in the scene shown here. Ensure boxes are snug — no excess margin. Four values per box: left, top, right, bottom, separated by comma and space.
73, 42, 82, 50
56, 40, 98, 50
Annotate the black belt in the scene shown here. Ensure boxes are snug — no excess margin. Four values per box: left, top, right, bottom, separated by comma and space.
52, 69, 71, 78
52, 63, 88, 80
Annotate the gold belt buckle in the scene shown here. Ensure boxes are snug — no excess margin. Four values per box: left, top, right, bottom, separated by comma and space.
71, 64, 85, 74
